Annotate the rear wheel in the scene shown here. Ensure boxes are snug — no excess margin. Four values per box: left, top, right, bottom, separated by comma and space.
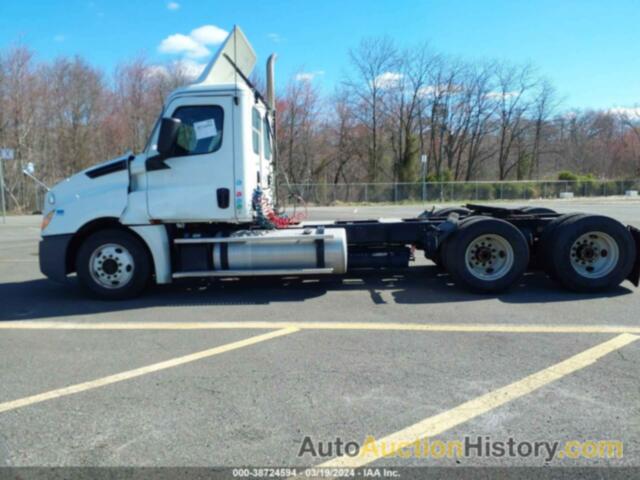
549, 215, 635, 292
442, 217, 529, 293
76, 229, 151, 300
537, 213, 586, 278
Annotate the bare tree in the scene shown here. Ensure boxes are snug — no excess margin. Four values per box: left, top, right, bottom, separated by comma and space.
0, 45, 39, 211
464, 62, 498, 180
385, 43, 436, 182
344, 36, 398, 182
328, 87, 367, 186
276, 76, 320, 185
528, 79, 557, 179
493, 63, 536, 180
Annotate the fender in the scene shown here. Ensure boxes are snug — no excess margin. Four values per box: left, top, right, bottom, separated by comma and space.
130, 225, 172, 284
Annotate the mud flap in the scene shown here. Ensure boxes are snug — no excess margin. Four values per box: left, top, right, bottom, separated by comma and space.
627, 226, 640, 286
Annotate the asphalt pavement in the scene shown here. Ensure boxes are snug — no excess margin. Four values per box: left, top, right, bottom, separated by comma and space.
0, 198, 638, 474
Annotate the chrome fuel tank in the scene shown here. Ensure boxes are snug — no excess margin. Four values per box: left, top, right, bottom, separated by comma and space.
212, 227, 347, 274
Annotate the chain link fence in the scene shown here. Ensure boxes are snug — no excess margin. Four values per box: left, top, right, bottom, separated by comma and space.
284, 180, 640, 205
7, 179, 640, 215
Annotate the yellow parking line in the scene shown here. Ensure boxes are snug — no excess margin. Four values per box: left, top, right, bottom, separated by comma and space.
0, 320, 639, 335
0, 327, 298, 414
318, 333, 639, 468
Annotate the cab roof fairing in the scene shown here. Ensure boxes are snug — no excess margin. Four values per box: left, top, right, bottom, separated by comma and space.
194, 25, 257, 88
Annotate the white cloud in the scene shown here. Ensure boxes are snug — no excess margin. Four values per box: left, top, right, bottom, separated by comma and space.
609, 107, 640, 119
158, 33, 210, 58
190, 25, 228, 45
167, 1, 180, 10
53, 34, 65, 43
158, 24, 228, 59
146, 60, 206, 81
373, 71, 403, 89
417, 85, 436, 97
267, 33, 282, 43
145, 65, 169, 79
174, 59, 207, 79
295, 70, 325, 82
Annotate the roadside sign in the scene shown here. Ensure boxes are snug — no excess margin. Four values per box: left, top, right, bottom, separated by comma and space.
0, 148, 15, 160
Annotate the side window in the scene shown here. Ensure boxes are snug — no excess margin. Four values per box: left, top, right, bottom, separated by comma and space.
171, 105, 224, 156
252, 108, 261, 155
263, 117, 272, 160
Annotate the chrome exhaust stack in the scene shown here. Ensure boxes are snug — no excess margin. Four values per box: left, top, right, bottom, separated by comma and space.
266, 54, 277, 111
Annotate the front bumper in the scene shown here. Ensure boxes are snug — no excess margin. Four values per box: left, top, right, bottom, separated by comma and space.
39, 234, 73, 283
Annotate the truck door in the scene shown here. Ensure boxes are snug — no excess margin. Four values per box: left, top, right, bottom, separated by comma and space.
146, 96, 235, 222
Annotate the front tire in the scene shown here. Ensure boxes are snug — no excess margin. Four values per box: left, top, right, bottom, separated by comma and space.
76, 229, 151, 300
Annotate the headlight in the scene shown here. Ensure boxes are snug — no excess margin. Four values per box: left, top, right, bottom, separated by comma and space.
41, 210, 55, 231
47, 192, 56, 205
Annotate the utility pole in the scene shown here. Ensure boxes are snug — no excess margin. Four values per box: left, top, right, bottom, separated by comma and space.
421, 153, 428, 202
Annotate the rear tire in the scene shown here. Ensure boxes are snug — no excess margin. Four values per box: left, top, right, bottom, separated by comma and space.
549, 215, 635, 292
76, 229, 151, 300
442, 217, 529, 293
537, 213, 586, 279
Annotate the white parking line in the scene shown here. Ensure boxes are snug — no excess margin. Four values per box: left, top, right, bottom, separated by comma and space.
0, 327, 299, 414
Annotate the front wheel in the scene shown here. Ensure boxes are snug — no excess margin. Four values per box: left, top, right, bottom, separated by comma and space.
76, 229, 151, 300
442, 217, 530, 293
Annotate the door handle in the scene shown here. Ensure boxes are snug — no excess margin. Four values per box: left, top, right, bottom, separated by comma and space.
217, 188, 230, 209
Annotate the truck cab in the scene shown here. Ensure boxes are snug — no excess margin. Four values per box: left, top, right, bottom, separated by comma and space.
40, 27, 352, 299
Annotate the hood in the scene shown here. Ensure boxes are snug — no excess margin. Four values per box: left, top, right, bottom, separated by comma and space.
42, 154, 131, 235
48, 154, 130, 206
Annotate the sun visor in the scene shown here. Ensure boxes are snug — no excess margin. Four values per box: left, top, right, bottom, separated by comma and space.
194, 26, 257, 86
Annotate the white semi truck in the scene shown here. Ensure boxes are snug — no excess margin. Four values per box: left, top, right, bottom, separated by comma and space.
38, 27, 640, 299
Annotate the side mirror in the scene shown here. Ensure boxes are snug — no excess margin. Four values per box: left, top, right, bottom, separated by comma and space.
147, 118, 182, 172
157, 117, 182, 157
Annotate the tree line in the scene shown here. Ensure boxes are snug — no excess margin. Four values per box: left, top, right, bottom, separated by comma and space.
1, 38, 639, 212
277, 37, 640, 187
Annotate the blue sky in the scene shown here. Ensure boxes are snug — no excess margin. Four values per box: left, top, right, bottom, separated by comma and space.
1, 0, 639, 110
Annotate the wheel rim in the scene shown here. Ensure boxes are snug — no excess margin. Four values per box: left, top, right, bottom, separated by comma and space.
464, 234, 514, 281
570, 231, 619, 279
89, 243, 135, 289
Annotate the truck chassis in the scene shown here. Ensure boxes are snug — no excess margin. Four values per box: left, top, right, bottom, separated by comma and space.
156, 203, 640, 298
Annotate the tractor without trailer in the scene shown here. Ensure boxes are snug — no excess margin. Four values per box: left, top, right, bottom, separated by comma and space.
38, 27, 640, 300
